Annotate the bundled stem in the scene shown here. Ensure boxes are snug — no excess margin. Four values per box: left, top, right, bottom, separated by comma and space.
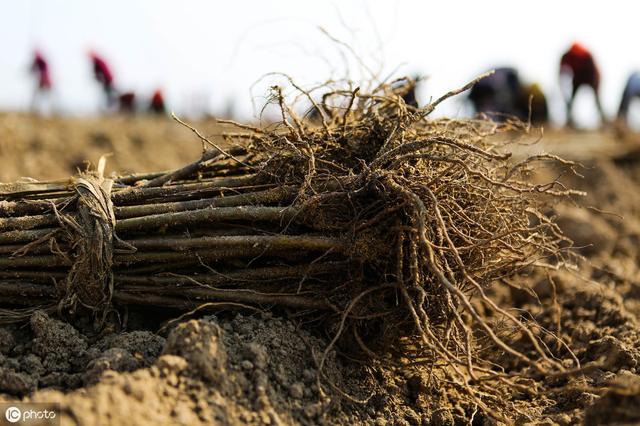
0, 75, 582, 412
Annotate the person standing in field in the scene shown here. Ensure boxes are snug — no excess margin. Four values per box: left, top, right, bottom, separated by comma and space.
149, 89, 166, 114
88, 50, 116, 109
559, 42, 606, 127
617, 72, 640, 127
118, 91, 136, 114
30, 50, 53, 114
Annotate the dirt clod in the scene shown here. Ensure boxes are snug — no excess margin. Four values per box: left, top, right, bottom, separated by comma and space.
584, 374, 640, 426
30, 310, 88, 372
162, 319, 227, 384
0, 367, 35, 395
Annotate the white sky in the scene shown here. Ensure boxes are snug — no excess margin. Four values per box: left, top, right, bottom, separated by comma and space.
1, 0, 639, 127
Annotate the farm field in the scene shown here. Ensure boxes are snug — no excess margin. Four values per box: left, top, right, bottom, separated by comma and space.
1, 112, 640, 425
0, 113, 208, 181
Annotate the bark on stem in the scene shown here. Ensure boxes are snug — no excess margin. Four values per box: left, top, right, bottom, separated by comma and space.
142, 146, 247, 187
116, 206, 299, 233
115, 186, 296, 219
125, 235, 345, 253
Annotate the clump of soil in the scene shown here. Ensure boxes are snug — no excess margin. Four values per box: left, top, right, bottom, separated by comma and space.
584, 373, 640, 426
0, 311, 164, 395
160, 313, 347, 425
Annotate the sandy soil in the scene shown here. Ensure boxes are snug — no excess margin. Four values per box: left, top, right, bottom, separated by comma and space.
1, 114, 640, 425
0, 112, 208, 181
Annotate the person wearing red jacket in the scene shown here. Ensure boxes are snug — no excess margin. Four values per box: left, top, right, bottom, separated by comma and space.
560, 42, 606, 127
30, 50, 52, 113
149, 89, 166, 114
88, 51, 116, 108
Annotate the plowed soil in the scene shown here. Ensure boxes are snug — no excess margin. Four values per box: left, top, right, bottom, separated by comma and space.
1, 113, 640, 425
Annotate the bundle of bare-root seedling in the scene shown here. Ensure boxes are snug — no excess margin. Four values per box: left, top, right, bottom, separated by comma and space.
0, 76, 582, 408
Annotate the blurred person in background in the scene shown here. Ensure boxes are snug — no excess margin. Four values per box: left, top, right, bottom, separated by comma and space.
468, 68, 548, 124
617, 71, 640, 129
88, 50, 116, 109
517, 83, 549, 124
30, 49, 53, 114
149, 89, 166, 114
118, 91, 136, 114
468, 67, 522, 120
393, 75, 421, 108
559, 42, 606, 127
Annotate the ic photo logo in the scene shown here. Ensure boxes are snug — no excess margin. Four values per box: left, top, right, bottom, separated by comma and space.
4, 407, 20, 423
2, 404, 58, 425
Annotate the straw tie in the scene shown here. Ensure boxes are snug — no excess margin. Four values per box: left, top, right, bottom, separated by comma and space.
59, 157, 116, 314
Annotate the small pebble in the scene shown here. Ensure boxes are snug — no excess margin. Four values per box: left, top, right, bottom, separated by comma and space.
302, 369, 315, 382
289, 382, 304, 399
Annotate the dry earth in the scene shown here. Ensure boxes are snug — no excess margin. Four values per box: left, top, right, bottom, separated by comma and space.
1, 114, 640, 425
